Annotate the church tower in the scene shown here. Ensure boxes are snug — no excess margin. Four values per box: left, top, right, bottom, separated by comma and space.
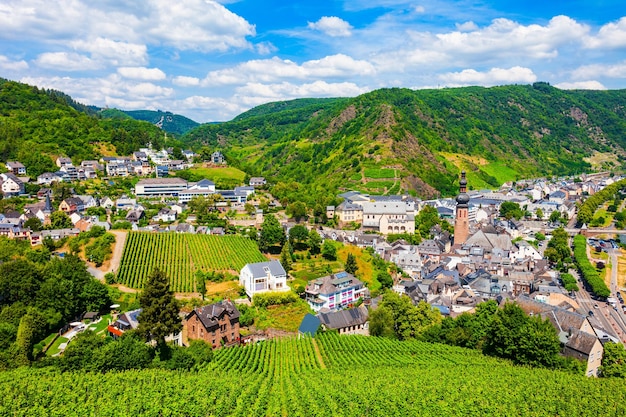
454, 171, 470, 245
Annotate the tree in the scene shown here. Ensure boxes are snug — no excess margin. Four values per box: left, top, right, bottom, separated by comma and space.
321, 240, 337, 261
23, 217, 42, 232
49, 211, 73, 229
280, 240, 293, 273
535, 208, 544, 220
195, 271, 207, 300
289, 224, 309, 249
286, 201, 307, 221
600, 342, 626, 378
376, 292, 441, 340
500, 201, 523, 220
369, 305, 396, 338
483, 302, 561, 368
376, 270, 393, 289
345, 253, 358, 275
535, 232, 546, 241
137, 268, 181, 346
258, 214, 285, 252
308, 230, 322, 255
550, 210, 562, 223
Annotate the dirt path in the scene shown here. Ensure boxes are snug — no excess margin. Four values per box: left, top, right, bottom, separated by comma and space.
311, 338, 326, 369
107, 230, 127, 274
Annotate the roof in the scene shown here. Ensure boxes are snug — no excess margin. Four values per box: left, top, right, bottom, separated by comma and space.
298, 313, 321, 336
565, 330, 600, 355
242, 260, 287, 278
305, 271, 363, 296
187, 300, 240, 331
318, 306, 368, 330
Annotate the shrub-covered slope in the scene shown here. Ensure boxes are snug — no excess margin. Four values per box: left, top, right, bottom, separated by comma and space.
184, 83, 626, 201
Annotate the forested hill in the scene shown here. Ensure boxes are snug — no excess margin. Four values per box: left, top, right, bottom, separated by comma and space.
0, 78, 168, 178
99, 109, 199, 136
183, 83, 626, 202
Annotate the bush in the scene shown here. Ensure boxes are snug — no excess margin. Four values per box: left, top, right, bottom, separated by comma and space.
253, 292, 299, 308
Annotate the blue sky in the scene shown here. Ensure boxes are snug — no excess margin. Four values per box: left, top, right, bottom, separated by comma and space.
1, 0, 625, 123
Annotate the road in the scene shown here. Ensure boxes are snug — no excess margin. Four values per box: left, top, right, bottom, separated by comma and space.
574, 247, 626, 343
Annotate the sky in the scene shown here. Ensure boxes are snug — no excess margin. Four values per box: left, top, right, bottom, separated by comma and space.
1, 1, 625, 123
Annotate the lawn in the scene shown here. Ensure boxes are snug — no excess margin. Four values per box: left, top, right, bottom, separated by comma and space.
618, 250, 626, 289
591, 208, 614, 227
45, 336, 68, 357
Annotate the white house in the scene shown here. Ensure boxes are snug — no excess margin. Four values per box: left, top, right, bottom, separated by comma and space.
304, 271, 367, 312
239, 260, 289, 298
0, 173, 25, 196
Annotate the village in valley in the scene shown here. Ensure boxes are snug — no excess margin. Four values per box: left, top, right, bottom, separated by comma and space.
2, 144, 626, 379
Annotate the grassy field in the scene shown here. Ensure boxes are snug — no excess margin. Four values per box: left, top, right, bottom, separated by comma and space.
185, 166, 246, 183
618, 250, 626, 289
364, 168, 395, 179
253, 299, 311, 332
592, 208, 614, 227
480, 162, 519, 184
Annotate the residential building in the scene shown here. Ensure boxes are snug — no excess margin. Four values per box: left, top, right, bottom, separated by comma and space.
361, 200, 415, 235
304, 271, 367, 312
37, 172, 63, 186
239, 260, 289, 298
336, 201, 363, 226
0, 173, 25, 196
56, 157, 72, 168
249, 177, 266, 187
211, 151, 225, 164
59, 197, 85, 214
185, 300, 240, 348
318, 306, 369, 335
5, 161, 26, 175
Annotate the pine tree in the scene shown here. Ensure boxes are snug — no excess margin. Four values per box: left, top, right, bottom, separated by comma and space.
280, 241, 292, 272
345, 253, 358, 275
137, 268, 181, 346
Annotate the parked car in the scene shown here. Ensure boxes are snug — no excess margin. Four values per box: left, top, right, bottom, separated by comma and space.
588, 310, 594, 316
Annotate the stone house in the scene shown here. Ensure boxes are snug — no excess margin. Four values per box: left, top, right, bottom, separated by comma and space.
185, 300, 240, 349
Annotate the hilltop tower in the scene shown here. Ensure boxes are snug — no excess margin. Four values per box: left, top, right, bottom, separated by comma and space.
454, 171, 470, 245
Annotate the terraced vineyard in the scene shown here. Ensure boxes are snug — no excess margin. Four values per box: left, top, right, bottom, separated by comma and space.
116, 232, 266, 292
1, 334, 625, 416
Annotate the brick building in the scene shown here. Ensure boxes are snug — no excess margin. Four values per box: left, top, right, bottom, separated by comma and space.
185, 300, 240, 348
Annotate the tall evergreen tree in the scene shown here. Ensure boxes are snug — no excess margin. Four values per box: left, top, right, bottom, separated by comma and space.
137, 268, 181, 346
280, 240, 293, 273
345, 253, 358, 275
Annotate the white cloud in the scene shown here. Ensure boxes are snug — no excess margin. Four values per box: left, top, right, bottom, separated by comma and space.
439, 66, 537, 85
0, 55, 28, 71
414, 6, 425, 13
571, 62, 626, 80
584, 17, 626, 49
555, 81, 607, 90
70, 38, 148, 67
435, 16, 588, 60
308, 16, 353, 37
117, 67, 166, 81
172, 76, 201, 87
203, 54, 375, 86
455, 21, 478, 32
34, 52, 101, 71
255, 42, 277, 55
235, 81, 368, 104
0, 0, 255, 53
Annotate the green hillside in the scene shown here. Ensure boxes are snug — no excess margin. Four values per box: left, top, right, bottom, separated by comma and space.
100, 108, 200, 136
1, 334, 622, 416
183, 83, 626, 202
0, 78, 169, 177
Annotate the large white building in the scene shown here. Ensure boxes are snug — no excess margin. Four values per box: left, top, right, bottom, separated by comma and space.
135, 178, 188, 197
361, 201, 416, 235
304, 272, 366, 312
239, 260, 289, 298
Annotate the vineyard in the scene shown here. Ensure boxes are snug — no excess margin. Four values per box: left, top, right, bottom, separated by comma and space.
1, 334, 625, 416
116, 232, 266, 292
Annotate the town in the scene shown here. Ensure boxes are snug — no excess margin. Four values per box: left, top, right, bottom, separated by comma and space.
2, 146, 625, 380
